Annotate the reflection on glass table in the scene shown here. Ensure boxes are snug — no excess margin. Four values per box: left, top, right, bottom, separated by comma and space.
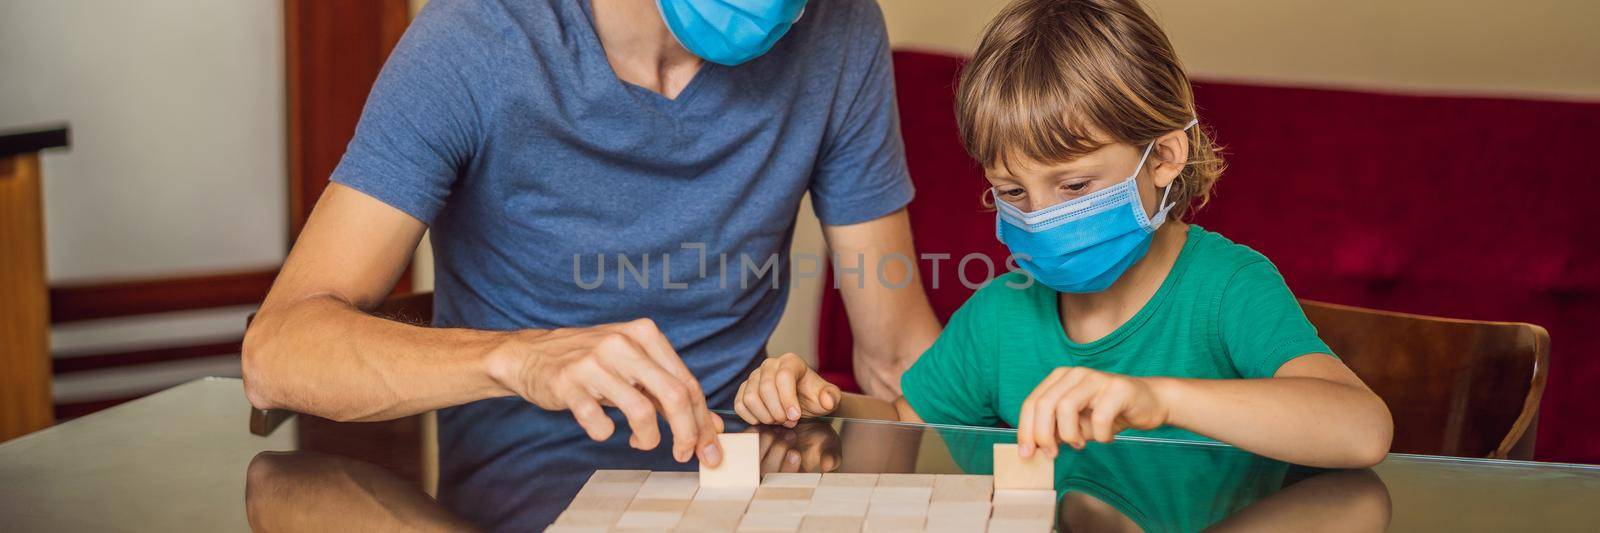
249, 414, 1391, 532
5, 379, 1600, 532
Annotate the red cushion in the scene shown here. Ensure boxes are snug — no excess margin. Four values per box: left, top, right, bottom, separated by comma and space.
817, 49, 1600, 464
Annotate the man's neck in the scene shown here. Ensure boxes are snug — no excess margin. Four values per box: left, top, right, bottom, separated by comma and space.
589, 0, 704, 99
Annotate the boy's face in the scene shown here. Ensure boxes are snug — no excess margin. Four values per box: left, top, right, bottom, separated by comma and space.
984, 129, 1191, 218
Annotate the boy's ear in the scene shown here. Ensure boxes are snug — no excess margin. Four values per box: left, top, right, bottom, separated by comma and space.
1149, 128, 1191, 188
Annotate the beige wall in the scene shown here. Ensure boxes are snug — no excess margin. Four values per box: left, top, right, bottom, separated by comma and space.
881, 0, 1600, 99
413, 0, 1600, 364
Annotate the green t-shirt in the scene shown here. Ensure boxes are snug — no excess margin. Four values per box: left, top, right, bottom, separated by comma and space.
901, 225, 1333, 439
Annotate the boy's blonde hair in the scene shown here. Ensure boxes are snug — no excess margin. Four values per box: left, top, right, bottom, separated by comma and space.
956, 0, 1224, 220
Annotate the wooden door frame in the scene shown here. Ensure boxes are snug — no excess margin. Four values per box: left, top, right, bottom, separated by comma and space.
284, 0, 411, 240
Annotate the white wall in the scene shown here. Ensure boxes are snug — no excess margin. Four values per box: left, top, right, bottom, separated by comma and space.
879, 0, 1600, 100
0, 0, 288, 282
0, 0, 287, 404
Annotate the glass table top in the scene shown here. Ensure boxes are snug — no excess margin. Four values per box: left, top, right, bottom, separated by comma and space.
2, 378, 1598, 532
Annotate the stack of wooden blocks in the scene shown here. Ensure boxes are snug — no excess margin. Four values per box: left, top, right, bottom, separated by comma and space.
547, 435, 1055, 532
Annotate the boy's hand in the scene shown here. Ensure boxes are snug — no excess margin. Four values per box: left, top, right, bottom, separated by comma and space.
734, 353, 843, 428
1016, 367, 1171, 458
753, 421, 843, 474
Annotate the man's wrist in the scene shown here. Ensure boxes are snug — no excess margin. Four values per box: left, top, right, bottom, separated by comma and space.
483, 329, 543, 397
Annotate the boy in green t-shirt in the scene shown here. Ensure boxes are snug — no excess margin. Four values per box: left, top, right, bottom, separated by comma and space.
732, 0, 1392, 469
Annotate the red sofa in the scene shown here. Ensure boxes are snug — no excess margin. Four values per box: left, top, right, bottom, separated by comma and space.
816, 50, 1600, 464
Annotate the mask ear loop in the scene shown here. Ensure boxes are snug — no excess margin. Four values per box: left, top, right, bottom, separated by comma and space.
1150, 118, 1201, 224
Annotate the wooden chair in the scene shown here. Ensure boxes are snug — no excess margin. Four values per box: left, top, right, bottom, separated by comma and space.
1300, 300, 1548, 460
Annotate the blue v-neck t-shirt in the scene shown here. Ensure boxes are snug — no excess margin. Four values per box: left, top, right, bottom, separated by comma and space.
328, 0, 912, 524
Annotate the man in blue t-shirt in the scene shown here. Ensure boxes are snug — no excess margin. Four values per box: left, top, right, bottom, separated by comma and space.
241, 0, 938, 508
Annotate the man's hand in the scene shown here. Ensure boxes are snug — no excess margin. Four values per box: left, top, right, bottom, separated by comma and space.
1016, 367, 1170, 458
734, 353, 843, 428
489, 318, 724, 465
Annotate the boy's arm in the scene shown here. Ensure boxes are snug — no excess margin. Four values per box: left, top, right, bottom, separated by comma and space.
1155, 354, 1393, 467
1017, 353, 1393, 469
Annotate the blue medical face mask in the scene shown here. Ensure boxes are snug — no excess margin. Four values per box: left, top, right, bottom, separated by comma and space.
657, 0, 808, 66
995, 121, 1196, 293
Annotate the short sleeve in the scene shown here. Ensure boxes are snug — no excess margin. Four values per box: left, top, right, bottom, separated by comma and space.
900, 290, 1001, 427
329, 3, 482, 225
806, 1, 914, 226
1218, 261, 1336, 379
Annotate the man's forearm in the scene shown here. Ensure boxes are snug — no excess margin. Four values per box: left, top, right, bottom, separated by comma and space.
850, 312, 939, 397
824, 209, 942, 400
242, 295, 517, 422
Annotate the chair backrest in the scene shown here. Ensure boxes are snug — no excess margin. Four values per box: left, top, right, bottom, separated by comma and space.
1300, 299, 1548, 460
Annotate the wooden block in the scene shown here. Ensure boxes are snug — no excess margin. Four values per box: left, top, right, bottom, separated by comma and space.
806, 497, 870, 517
567, 493, 634, 511
737, 511, 804, 532
629, 499, 692, 513
990, 504, 1054, 521
677, 503, 746, 532
589, 469, 652, 484
615, 509, 684, 529
875, 474, 936, 487
991, 489, 1056, 507
926, 502, 990, 533
694, 486, 756, 502
703, 433, 761, 488
867, 500, 927, 517
576, 480, 644, 499
812, 486, 873, 502
863, 513, 924, 532
553, 509, 622, 527
799, 515, 864, 533
638, 471, 701, 500
747, 499, 810, 515
928, 501, 989, 518
754, 486, 814, 501
931, 475, 992, 502
992, 444, 1053, 490
987, 517, 1053, 533
869, 486, 932, 504
762, 472, 823, 487
686, 499, 750, 516
677, 516, 743, 532
819, 473, 879, 487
